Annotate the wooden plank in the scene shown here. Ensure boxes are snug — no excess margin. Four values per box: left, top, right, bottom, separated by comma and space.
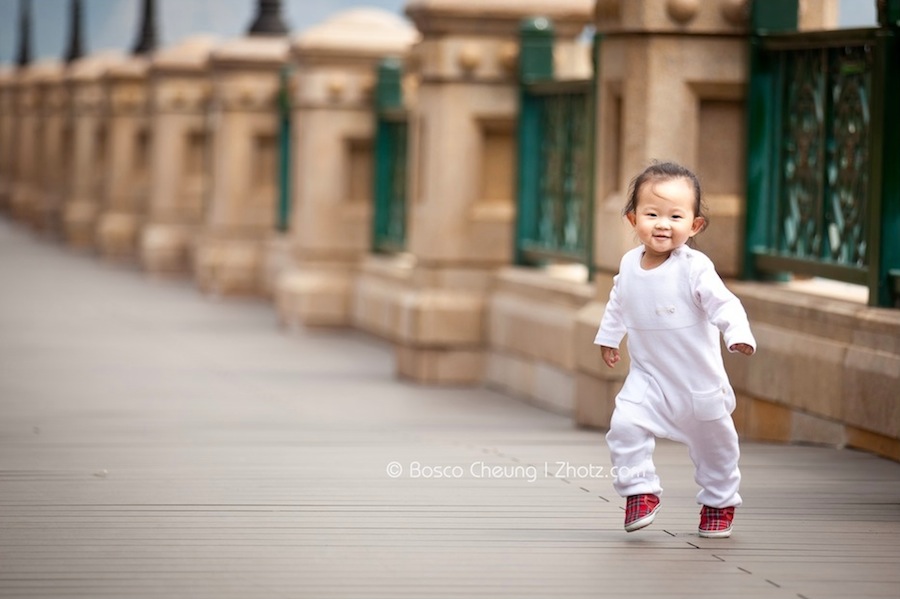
0, 219, 899, 599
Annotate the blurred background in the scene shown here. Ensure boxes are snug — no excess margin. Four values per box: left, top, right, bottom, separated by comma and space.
0, 0, 406, 64
0, 0, 879, 65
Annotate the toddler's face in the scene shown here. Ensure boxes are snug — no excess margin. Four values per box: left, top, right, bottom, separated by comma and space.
627, 177, 705, 261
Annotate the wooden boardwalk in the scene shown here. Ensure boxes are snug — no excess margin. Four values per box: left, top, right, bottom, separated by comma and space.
1, 218, 899, 599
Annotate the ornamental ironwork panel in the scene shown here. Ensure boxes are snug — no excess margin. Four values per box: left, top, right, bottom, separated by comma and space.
746, 24, 899, 307
826, 45, 871, 267
537, 92, 590, 256
777, 43, 872, 269
518, 83, 593, 266
780, 49, 825, 260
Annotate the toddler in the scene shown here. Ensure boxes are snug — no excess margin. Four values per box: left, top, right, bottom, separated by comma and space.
595, 161, 755, 538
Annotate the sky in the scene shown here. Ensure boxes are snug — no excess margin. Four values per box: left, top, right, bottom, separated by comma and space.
0, 0, 409, 65
0, 0, 881, 66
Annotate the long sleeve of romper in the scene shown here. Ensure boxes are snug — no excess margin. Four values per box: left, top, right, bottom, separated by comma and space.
691, 256, 756, 352
594, 272, 627, 349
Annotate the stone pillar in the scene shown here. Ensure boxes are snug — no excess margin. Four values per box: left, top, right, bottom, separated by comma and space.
63, 52, 124, 248
0, 67, 15, 213
193, 36, 289, 295
573, 0, 838, 428
352, 0, 592, 383
31, 61, 68, 233
591, 0, 753, 279
577, 0, 753, 427
274, 9, 417, 325
9, 63, 42, 224
96, 57, 151, 260
139, 37, 216, 275
798, 0, 839, 29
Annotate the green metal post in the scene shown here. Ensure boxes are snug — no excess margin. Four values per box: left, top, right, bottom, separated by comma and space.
879, 0, 900, 28
751, 0, 798, 32
745, 0, 796, 281
882, 2, 900, 306
519, 17, 554, 82
276, 65, 292, 232
743, 35, 771, 280
515, 17, 554, 266
584, 31, 601, 280
870, 27, 900, 306
376, 58, 403, 112
372, 58, 405, 253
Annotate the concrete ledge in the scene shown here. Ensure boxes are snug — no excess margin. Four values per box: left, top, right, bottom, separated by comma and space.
355, 255, 486, 384
573, 300, 627, 429
487, 267, 595, 417
847, 427, 900, 462
725, 281, 900, 460
572, 280, 900, 462
489, 267, 593, 372
573, 371, 617, 429
397, 346, 483, 384
731, 394, 900, 461
729, 281, 900, 444
355, 259, 484, 346
486, 351, 575, 416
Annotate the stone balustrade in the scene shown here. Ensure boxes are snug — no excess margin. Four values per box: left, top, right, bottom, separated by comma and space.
1, 0, 897, 463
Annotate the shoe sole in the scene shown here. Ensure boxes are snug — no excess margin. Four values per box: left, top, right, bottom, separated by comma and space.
625, 505, 659, 532
698, 526, 732, 539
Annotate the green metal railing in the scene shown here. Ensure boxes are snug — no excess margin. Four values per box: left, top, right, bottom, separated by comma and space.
515, 18, 595, 270
372, 59, 408, 254
745, 0, 900, 307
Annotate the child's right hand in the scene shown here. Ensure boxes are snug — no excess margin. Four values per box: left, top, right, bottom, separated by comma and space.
601, 346, 620, 369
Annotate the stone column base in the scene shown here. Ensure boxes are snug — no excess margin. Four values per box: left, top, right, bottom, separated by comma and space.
194, 235, 265, 296
140, 223, 195, 275
29, 195, 64, 235
0, 182, 10, 213
276, 266, 355, 328
63, 200, 100, 249
96, 212, 141, 260
354, 256, 487, 384
396, 346, 484, 385
262, 234, 292, 299
10, 186, 38, 224
573, 299, 627, 429
486, 267, 596, 416
353, 255, 415, 340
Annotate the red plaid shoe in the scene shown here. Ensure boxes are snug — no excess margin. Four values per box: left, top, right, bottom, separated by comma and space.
699, 505, 735, 538
624, 494, 660, 532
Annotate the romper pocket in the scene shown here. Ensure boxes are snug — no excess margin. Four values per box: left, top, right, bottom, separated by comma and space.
617, 371, 651, 404
692, 386, 729, 421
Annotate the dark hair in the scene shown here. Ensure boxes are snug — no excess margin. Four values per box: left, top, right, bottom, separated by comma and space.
623, 161, 709, 235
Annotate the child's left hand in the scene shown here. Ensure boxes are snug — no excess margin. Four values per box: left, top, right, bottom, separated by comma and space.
729, 343, 754, 356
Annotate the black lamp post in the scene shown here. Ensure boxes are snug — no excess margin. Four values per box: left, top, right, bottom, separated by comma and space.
65, 0, 85, 63
247, 0, 289, 36
16, 0, 32, 68
131, 0, 158, 55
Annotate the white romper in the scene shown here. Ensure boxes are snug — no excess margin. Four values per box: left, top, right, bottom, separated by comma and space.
594, 245, 756, 508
